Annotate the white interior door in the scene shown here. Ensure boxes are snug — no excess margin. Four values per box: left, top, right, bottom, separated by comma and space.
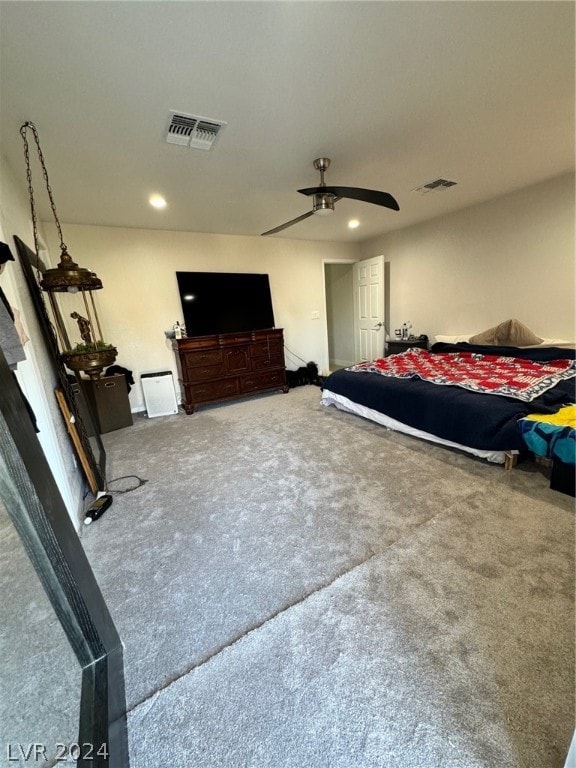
353, 255, 385, 361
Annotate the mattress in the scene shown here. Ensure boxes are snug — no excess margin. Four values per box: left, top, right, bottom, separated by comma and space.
321, 389, 508, 463
320, 342, 576, 459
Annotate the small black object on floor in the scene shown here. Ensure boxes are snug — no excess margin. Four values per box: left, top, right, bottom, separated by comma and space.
84, 494, 113, 525
550, 459, 575, 497
286, 361, 323, 389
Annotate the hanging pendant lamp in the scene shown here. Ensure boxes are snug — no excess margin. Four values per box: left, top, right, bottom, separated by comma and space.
19, 121, 116, 378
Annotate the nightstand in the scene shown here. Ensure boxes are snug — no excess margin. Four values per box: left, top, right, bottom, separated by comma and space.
386, 338, 429, 356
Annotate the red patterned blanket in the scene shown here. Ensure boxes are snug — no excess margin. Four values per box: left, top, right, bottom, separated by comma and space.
347, 348, 576, 402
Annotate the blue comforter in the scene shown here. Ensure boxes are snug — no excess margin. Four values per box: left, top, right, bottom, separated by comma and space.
321, 343, 576, 452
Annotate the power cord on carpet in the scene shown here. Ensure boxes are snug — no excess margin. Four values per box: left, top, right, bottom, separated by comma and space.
106, 475, 148, 494
284, 345, 308, 367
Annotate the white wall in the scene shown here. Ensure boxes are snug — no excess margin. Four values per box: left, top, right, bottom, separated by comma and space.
0, 158, 83, 526
42, 223, 360, 409
360, 172, 575, 342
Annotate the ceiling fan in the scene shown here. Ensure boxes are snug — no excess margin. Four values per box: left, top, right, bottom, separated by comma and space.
261, 157, 399, 236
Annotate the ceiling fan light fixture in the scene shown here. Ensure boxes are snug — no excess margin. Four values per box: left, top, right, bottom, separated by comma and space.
261, 158, 398, 236
313, 193, 335, 216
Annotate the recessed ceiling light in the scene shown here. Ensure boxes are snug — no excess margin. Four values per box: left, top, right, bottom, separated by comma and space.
149, 194, 167, 209
348, 219, 360, 229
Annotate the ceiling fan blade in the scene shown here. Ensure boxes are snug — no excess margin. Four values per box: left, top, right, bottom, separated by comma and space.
298, 186, 400, 211
261, 210, 314, 236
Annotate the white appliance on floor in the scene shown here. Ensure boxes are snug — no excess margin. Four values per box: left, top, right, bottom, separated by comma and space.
140, 371, 178, 418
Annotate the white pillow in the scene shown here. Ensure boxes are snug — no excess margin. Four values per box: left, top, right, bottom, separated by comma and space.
539, 338, 572, 346
434, 334, 472, 343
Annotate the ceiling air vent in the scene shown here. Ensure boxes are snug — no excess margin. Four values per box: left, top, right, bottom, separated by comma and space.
413, 178, 457, 195
166, 111, 227, 151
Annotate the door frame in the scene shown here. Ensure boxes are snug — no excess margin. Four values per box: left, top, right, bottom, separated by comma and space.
321, 258, 358, 374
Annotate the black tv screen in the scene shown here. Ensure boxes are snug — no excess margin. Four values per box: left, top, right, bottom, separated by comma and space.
176, 271, 275, 337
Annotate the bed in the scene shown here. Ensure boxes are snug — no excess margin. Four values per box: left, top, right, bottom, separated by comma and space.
517, 406, 575, 495
320, 342, 576, 466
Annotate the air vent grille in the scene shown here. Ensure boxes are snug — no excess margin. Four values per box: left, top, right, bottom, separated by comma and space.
166, 112, 227, 150
413, 178, 457, 194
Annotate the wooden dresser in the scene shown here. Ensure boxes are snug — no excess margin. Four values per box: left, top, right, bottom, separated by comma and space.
172, 328, 288, 413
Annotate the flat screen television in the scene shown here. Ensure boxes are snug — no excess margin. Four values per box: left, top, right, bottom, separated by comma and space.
176, 271, 276, 337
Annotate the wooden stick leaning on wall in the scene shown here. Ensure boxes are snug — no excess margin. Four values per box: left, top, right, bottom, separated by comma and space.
55, 388, 98, 495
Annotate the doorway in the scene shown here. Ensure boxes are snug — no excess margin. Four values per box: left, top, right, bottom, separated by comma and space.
323, 256, 389, 373
324, 261, 356, 373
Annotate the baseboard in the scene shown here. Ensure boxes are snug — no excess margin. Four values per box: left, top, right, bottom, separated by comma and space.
131, 398, 182, 415
330, 359, 355, 370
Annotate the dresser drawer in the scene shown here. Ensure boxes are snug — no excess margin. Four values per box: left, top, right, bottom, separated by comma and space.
184, 349, 223, 368
187, 363, 225, 381
187, 378, 240, 402
251, 354, 284, 371
250, 340, 283, 358
240, 369, 285, 393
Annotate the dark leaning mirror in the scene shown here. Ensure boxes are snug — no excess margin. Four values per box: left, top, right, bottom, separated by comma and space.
0, 347, 129, 767
0, 498, 81, 765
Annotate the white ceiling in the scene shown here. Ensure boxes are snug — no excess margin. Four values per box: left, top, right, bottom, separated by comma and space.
0, 1, 574, 243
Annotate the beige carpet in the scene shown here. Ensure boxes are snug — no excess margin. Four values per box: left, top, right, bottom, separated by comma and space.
80, 386, 575, 768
